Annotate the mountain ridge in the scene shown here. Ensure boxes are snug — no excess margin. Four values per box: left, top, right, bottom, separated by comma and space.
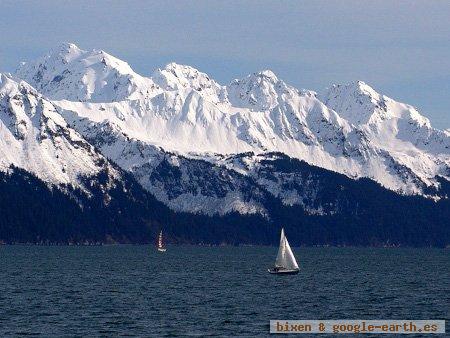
6, 43, 450, 219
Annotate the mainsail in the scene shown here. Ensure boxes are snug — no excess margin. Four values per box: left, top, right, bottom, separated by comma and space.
157, 230, 165, 251
275, 228, 299, 270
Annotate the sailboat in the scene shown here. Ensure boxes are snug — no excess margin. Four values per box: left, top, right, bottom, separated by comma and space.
157, 230, 166, 252
268, 228, 299, 275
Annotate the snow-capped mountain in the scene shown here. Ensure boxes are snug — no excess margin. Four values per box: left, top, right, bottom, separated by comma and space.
321, 81, 449, 154
0, 71, 188, 246
16, 43, 158, 103
0, 72, 118, 190
12, 43, 450, 216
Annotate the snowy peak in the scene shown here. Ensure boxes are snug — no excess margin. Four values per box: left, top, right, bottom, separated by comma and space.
226, 70, 294, 111
44, 42, 84, 64
0, 74, 39, 140
351, 80, 380, 98
321, 80, 431, 128
0, 73, 113, 187
15, 43, 156, 103
320, 80, 449, 165
0, 73, 35, 98
320, 80, 390, 126
152, 62, 225, 103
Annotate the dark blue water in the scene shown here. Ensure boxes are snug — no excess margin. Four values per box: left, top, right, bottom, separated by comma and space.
0, 246, 448, 337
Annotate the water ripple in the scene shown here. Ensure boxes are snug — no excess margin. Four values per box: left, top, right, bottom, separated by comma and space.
0, 246, 448, 337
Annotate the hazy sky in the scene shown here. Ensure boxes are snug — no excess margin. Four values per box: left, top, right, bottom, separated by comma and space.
1, 0, 449, 129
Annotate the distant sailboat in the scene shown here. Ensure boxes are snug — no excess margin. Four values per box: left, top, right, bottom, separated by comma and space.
157, 230, 166, 252
268, 228, 299, 275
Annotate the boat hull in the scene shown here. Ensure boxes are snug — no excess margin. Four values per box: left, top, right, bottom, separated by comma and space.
268, 268, 299, 275
157, 248, 166, 252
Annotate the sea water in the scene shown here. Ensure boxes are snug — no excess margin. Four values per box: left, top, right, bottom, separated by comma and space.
0, 246, 448, 337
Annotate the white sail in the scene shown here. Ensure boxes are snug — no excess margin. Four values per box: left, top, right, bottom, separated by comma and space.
275, 228, 299, 270
157, 230, 166, 251
158, 231, 163, 248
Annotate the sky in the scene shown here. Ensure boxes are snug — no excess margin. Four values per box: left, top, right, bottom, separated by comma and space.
0, 0, 449, 129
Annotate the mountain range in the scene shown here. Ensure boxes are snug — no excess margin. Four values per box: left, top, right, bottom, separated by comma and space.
0, 43, 448, 246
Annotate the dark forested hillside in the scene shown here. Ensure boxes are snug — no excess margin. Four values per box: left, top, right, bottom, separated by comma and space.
0, 168, 268, 245
0, 161, 449, 247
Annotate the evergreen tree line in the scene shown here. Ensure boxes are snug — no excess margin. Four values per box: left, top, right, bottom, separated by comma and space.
0, 165, 448, 247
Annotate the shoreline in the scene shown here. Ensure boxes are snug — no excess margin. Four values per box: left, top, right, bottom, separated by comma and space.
0, 242, 448, 249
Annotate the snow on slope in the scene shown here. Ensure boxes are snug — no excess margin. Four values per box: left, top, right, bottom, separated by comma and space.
320, 81, 449, 185
152, 62, 226, 104
15, 43, 158, 102
320, 81, 449, 151
0, 73, 116, 189
13, 43, 450, 203
49, 112, 268, 216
